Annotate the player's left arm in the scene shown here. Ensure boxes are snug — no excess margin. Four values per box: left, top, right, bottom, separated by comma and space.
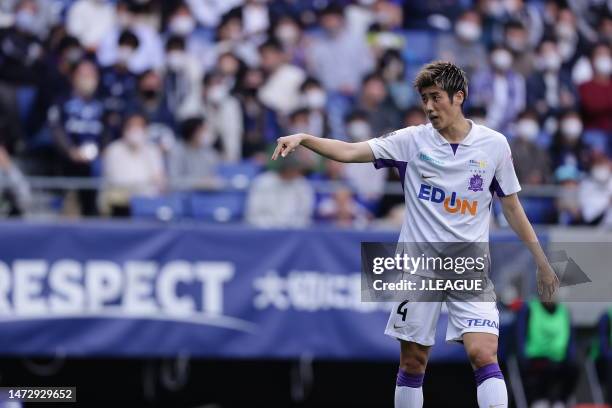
500, 194, 560, 301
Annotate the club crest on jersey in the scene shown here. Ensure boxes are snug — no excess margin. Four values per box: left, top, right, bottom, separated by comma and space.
468, 174, 484, 192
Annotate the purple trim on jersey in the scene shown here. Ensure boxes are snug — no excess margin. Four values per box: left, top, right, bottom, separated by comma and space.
450, 143, 459, 155
489, 175, 506, 197
474, 363, 504, 386
396, 369, 424, 388
373, 158, 408, 191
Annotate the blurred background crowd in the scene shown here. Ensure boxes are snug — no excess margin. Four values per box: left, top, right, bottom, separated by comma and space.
0, 0, 610, 227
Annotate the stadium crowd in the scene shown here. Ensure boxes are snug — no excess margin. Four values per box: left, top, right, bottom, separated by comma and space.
0, 0, 609, 226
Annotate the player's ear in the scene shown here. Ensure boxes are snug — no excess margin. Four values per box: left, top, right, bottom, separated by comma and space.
453, 91, 465, 106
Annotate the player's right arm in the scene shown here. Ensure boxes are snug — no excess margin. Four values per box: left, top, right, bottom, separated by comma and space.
271, 133, 374, 163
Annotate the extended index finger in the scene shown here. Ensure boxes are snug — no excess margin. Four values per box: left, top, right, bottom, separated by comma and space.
271, 138, 284, 160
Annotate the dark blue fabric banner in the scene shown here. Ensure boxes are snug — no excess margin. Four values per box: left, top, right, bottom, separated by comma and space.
0, 222, 527, 361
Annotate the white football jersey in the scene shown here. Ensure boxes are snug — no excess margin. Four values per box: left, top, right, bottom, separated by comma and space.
367, 120, 521, 242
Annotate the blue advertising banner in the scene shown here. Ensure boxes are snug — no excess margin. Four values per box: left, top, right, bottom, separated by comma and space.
0, 222, 528, 361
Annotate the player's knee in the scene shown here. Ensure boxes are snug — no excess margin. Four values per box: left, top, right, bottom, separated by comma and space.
466, 343, 497, 368
399, 343, 429, 373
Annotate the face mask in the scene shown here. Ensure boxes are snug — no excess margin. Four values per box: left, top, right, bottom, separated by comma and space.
125, 128, 147, 147
558, 40, 575, 61
166, 50, 186, 70
169, 16, 196, 36
141, 89, 159, 100
540, 52, 561, 71
275, 25, 299, 45
455, 21, 481, 42
591, 165, 610, 183
15, 10, 37, 34
593, 55, 612, 76
506, 36, 527, 52
207, 85, 228, 103
561, 118, 582, 140
516, 119, 539, 141
304, 89, 326, 109
556, 23, 576, 40
485, 0, 504, 17
347, 121, 371, 141
491, 49, 512, 71
76, 77, 98, 96
117, 46, 134, 65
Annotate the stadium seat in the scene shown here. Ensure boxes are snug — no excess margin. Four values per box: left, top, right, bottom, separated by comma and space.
216, 161, 262, 189
16, 86, 37, 121
130, 195, 185, 221
188, 192, 246, 222
402, 30, 438, 65
521, 197, 555, 224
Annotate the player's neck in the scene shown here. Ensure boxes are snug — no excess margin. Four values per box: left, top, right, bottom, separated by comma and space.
438, 117, 471, 143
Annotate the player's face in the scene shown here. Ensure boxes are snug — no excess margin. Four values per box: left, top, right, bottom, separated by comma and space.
419, 85, 464, 131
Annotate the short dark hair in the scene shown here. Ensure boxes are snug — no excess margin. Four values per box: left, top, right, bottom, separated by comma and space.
118, 30, 139, 49
413, 61, 469, 106
180, 116, 205, 141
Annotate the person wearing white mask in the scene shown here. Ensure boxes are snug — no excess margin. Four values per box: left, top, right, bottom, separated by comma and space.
298, 77, 330, 139
201, 70, 243, 162
578, 154, 611, 226
471, 45, 525, 133
272, 16, 306, 68
163, 35, 202, 120
578, 43, 612, 139
437, 10, 487, 79
550, 110, 588, 170
101, 113, 165, 216
510, 110, 551, 185
526, 39, 578, 117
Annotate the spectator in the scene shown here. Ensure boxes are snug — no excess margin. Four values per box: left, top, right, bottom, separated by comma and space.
129, 70, 176, 155
210, 10, 259, 68
305, 5, 374, 95
245, 154, 314, 228
298, 77, 330, 138
201, 70, 243, 162
101, 113, 165, 217
0, 0, 46, 151
49, 58, 108, 216
471, 45, 525, 133
165, 2, 211, 71
437, 9, 488, 78
516, 299, 578, 408
234, 66, 275, 161
527, 38, 578, 118
97, 1, 165, 74
356, 72, 401, 136
66, 0, 116, 51
365, 1, 405, 59
403, 105, 427, 128
257, 39, 306, 116
0, 144, 31, 216
168, 116, 220, 188
578, 153, 611, 226
510, 110, 551, 185
184, 0, 241, 30
550, 110, 589, 170
343, 110, 388, 204
227, 0, 271, 40
99, 30, 140, 138
554, 164, 582, 225
578, 43, 612, 135
271, 15, 306, 68
504, 20, 535, 77
378, 50, 417, 110
317, 185, 371, 228
215, 51, 245, 92
554, 8, 586, 71
163, 34, 203, 120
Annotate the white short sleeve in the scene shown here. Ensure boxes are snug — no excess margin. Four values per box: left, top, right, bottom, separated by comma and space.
366, 128, 414, 169
492, 138, 521, 197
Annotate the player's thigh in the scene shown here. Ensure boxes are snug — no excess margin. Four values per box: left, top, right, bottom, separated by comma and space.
385, 298, 443, 346
445, 277, 499, 343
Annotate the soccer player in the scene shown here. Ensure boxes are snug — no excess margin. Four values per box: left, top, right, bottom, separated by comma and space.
271, 61, 560, 408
